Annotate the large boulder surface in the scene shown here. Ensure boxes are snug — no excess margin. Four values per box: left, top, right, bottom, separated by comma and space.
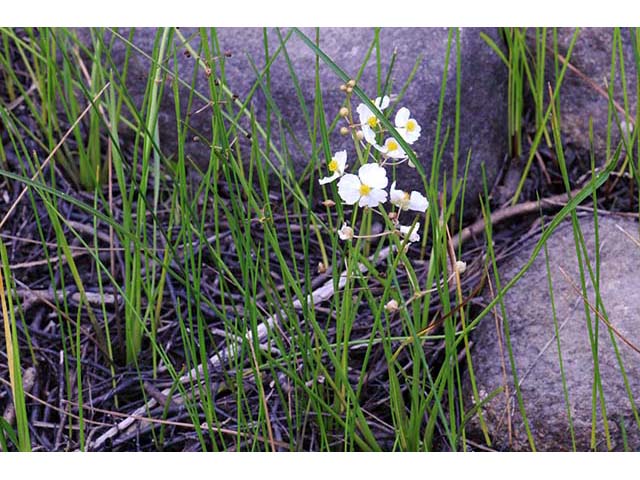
466, 215, 640, 451
74, 27, 508, 212
534, 28, 637, 164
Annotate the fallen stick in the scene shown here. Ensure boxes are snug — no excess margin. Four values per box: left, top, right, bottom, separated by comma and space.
452, 186, 583, 249
16, 288, 117, 311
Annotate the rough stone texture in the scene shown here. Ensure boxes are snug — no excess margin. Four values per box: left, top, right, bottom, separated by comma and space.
74, 27, 507, 212
466, 215, 640, 451
541, 28, 637, 163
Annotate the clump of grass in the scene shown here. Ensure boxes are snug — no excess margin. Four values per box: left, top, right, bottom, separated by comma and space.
1, 26, 477, 451
1, 27, 638, 452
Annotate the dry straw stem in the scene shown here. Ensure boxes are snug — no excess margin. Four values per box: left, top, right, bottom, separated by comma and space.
0, 256, 17, 409
453, 186, 584, 247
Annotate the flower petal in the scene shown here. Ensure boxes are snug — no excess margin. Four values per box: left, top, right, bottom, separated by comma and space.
334, 150, 348, 174
362, 188, 388, 208
357, 103, 372, 125
358, 163, 388, 190
399, 125, 421, 144
381, 137, 407, 159
399, 222, 421, 243
408, 191, 429, 212
395, 107, 411, 127
372, 141, 387, 153
337, 173, 362, 205
375, 95, 390, 110
319, 172, 339, 185
389, 181, 400, 199
361, 125, 378, 146
389, 181, 405, 206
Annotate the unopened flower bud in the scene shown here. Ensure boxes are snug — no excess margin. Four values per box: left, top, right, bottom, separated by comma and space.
317, 262, 327, 274
384, 299, 399, 313
407, 158, 416, 169
455, 260, 467, 274
347, 79, 356, 88
339, 107, 349, 117
346, 86, 353, 93
322, 199, 336, 208
340, 126, 350, 136
355, 130, 365, 141
340, 84, 348, 92
388, 211, 398, 221
338, 223, 354, 241
620, 120, 634, 136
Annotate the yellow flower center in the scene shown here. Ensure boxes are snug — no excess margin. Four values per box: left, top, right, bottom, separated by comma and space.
387, 140, 398, 151
403, 192, 410, 202
367, 116, 378, 128
328, 159, 339, 172
359, 184, 371, 196
406, 119, 416, 132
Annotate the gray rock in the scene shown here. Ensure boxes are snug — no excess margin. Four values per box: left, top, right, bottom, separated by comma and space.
73, 27, 507, 212
465, 215, 640, 451
537, 28, 637, 162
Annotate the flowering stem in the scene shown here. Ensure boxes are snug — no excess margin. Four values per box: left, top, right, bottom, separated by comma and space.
362, 208, 372, 257
380, 158, 409, 167
352, 231, 393, 240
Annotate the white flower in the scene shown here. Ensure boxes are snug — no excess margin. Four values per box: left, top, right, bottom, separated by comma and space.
337, 163, 388, 208
398, 222, 421, 243
395, 107, 421, 144
357, 96, 390, 146
338, 223, 354, 241
389, 182, 429, 212
375, 137, 407, 159
357, 96, 390, 129
319, 150, 348, 185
